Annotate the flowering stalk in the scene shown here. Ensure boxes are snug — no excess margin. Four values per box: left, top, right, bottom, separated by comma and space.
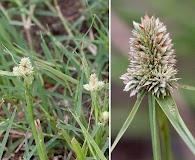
113, 14, 195, 158
118, 15, 179, 157
83, 73, 106, 148
91, 91, 100, 125
83, 73, 105, 125
157, 105, 173, 160
148, 93, 161, 160
13, 57, 48, 160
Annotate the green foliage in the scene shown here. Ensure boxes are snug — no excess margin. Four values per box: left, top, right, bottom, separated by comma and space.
112, 92, 195, 158
156, 95, 195, 155
0, 0, 108, 159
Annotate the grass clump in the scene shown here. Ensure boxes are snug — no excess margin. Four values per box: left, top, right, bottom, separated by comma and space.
0, 0, 109, 159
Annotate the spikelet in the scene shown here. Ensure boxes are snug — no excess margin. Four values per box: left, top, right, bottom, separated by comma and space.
120, 14, 178, 98
13, 57, 33, 76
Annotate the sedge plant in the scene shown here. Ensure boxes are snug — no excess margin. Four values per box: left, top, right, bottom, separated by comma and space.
12, 57, 48, 160
0, 0, 109, 159
111, 14, 195, 159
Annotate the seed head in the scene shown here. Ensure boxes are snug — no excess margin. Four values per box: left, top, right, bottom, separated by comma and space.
120, 14, 178, 98
100, 111, 109, 123
83, 73, 104, 92
13, 57, 34, 76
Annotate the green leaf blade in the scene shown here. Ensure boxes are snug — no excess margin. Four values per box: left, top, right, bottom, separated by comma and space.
0, 108, 17, 159
111, 90, 146, 152
71, 113, 107, 160
71, 137, 86, 160
156, 95, 195, 155
35, 61, 79, 85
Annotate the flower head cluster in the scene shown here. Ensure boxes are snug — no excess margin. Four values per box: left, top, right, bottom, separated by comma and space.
100, 111, 109, 123
83, 73, 104, 92
13, 57, 34, 76
120, 14, 178, 98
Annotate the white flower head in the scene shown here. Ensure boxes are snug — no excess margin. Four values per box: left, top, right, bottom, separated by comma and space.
101, 111, 109, 122
120, 14, 179, 98
19, 57, 32, 68
13, 57, 34, 76
83, 73, 104, 92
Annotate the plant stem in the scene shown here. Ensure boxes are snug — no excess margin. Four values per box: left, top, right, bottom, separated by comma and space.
158, 106, 173, 160
148, 93, 161, 160
25, 80, 48, 160
90, 91, 102, 148
91, 91, 99, 125
111, 90, 146, 152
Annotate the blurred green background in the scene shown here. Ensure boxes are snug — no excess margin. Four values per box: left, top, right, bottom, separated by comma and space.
111, 0, 195, 159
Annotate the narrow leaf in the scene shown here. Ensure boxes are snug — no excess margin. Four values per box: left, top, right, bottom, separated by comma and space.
0, 70, 15, 76
35, 61, 79, 85
179, 84, 195, 91
111, 90, 146, 152
56, 123, 82, 133
156, 95, 195, 155
71, 112, 107, 160
0, 108, 17, 159
71, 137, 86, 160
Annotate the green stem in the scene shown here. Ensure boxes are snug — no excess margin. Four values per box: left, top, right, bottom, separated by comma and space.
148, 93, 161, 160
91, 91, 102, 148
25, 81, 48, 160
158, 106, 173, 160
111, 90, 146, 152
91, 91, 99, 125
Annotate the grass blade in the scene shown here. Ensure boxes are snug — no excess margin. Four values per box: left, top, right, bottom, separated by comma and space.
71, 112, 107, 160
156, 95, 195, 155
26, 140, 42, 160
0, 107, 17, 159
111, 90, 146, 152
71, 137, 86, 160
75, 72, 83, 116
35, 61, 79, 85
0, 70, 15, 76
56, 123, 82, 133
179, 84, 195, 91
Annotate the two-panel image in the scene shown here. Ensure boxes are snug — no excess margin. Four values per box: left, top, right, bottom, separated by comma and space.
0, 0, 194, 160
